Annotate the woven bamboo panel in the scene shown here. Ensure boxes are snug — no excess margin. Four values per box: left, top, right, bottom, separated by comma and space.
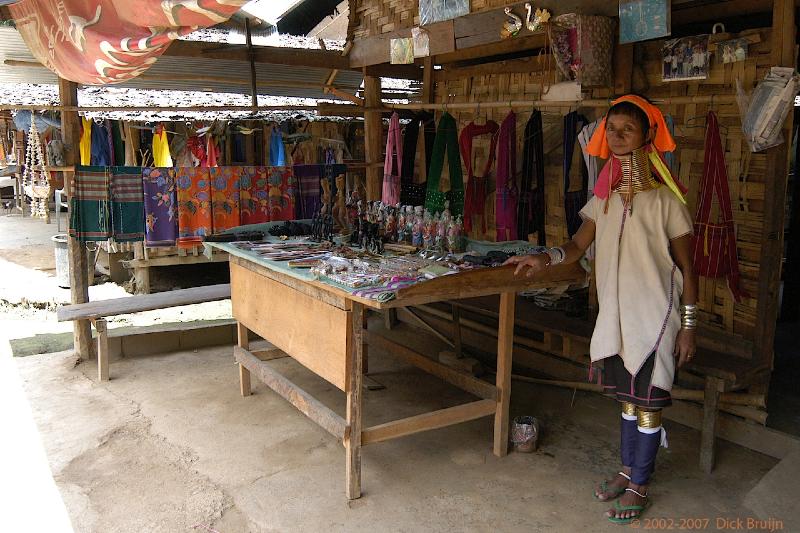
429, 27, 773, 345
350, 0, 515, 39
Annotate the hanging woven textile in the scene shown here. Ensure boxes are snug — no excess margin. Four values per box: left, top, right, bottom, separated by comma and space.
518, 111, 546, 245
209, 167, 241, 233
142, 167, 177, 247
495, 111, 518, 242
382, 112, 403, 205
459, 118, 499, 233
69, 166, 110, 241
425, 112, 465, 216
692, 111, 748, 302
109, 166, 144, 242
267, 166, 297, 222
563, 111, 589, 238
22, 119, 50, 219
176, 167, 212, 248
239, 166, 270, 225
293, 164, 323, 220
399, 111, 435, 207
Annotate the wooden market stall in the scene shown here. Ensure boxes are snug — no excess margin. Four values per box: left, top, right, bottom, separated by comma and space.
1, 0, 798, 502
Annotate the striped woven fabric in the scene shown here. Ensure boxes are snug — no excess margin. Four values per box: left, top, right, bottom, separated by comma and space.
69, 165, 111, 241
110, 166, 144, 242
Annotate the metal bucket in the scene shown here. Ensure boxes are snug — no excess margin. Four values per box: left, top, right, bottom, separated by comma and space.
52, 234, 70, 288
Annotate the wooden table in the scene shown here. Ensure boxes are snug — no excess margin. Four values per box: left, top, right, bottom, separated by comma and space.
220, 245, 585, 499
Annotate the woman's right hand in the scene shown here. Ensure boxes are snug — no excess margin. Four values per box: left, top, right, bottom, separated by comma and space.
503, 253, 549, 277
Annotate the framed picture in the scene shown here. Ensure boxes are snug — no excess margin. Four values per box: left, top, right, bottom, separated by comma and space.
419, 0, 469, 26
662, 35, 709, 81
715, 38, 748, 64
619, 0, 671, 44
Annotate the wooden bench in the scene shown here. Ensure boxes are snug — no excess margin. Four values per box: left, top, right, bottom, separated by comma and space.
57, 283, 231, 381
684, 349, 770, 473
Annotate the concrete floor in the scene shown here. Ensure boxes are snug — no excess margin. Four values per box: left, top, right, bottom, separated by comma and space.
10, 323, 790, 533
2, 209, 797, 532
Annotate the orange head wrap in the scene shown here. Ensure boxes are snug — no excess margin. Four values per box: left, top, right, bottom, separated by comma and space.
586, 95, 676, 159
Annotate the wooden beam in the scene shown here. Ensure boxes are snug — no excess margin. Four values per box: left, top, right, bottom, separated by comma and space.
123, 253, 228, 268
58, 77, 92, 362
422, 57, 435, 104
363, 75, 382, 201
435, 33, 548, 64
349, 20, 455, 68
361, 399, 497, 445
439, 55, 553, 82
368, 332, 497, 400
753, 0, 796, 368
164, 40, 352, 71
233, 346, 347, 440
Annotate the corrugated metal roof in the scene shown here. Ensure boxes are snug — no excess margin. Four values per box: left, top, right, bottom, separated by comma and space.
0, 26, 362, 100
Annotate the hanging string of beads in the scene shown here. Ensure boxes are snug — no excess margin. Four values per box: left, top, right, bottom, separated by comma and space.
22, 119, 50, 219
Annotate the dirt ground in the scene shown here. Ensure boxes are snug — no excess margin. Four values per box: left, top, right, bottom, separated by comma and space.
2, 210, 799, 532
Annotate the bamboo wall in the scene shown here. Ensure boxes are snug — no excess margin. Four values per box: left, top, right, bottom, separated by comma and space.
350, 0, 518, 39
349, 0, 779, 354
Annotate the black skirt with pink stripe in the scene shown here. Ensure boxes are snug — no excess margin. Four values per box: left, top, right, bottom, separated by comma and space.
591, 353, 673, 409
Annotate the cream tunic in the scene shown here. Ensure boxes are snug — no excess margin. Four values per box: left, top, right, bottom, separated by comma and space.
579, 186, 693, 391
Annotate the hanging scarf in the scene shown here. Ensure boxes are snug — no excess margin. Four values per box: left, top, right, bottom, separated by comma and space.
293, 164, 323, 220
563, 111, 589, 237
587, 95, 687, 212
586, 94, 676, 159
142, 167, 177, 247
459, 119, 499, 232
152, 126, 173, 167
79, 117, 92, 166
495, 111, 518, 241
400, 111, 435, 207
382, 112, 403, 205
90, 120, 111, 166
269, 127, 286, 167
692, 111, 748, 302
425, 113, 465, 217
519, 110, 546, 245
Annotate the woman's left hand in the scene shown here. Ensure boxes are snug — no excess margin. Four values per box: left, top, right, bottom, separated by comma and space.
674, 328, 697, 369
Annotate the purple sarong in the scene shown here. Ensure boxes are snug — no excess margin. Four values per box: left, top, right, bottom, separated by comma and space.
142, 167, 177, 247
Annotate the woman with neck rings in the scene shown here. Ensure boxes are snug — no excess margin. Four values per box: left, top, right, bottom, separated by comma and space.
505, 95, 698, 524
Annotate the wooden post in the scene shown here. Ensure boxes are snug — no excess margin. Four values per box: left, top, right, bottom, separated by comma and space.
244, 17, 258, 111
237, 322, 251, 397
493, 291, 515, 456
452, 304, 463, 358
753, 0, 796, 370
94, 318, 109, 382
422, 56, 435, 104
363, 75, 382, 201
700, 377, 723, 473
58, 78, 92, 362
346, 302, 365, 499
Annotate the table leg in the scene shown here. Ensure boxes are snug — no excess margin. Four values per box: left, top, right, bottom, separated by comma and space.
237, 322, 251, 397
346, 302, 364, 499
493, 291, 515, 457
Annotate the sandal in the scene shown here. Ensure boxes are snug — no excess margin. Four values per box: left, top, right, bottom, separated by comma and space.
607, 487, 649, 524
594, 471, 630, 501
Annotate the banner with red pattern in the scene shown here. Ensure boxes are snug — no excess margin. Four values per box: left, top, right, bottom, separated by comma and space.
8, 0, 246, 85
